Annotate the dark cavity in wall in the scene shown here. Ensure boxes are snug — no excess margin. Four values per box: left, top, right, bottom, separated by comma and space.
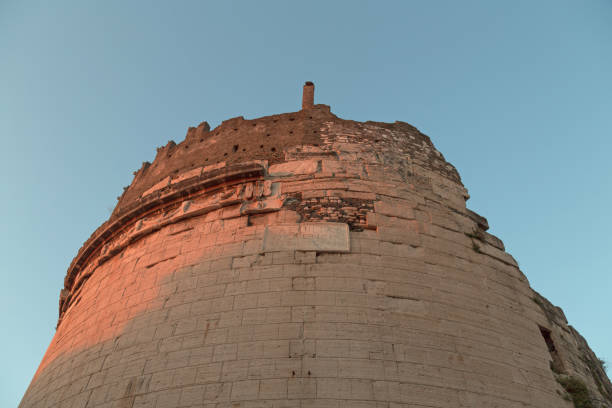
539, 325, 565, 374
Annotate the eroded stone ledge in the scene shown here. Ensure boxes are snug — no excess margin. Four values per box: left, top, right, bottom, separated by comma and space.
59, 161, 273, 323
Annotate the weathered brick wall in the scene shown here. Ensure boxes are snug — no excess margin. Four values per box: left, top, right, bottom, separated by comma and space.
20, 103, 611, 407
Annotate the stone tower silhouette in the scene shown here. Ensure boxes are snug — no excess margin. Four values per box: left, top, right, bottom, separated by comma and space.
21, 83, 611, 407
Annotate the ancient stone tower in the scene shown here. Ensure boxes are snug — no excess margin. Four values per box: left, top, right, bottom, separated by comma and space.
21, 83, 611, 408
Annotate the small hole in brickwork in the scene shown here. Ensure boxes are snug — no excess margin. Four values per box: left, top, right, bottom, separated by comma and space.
205, 158, 209, 162
242, 148, 246, 152
260, 145, 264, 148
313, 143, 319, 147
289, 131, 293, 134
185, 145, 189, 149
271, 147, 276, 152
289, 117, 295, 121
252, 123, 256, 127
313, 130, 317, 133
224, 152, 228, 156
233, 145, 238, 152
233, 128, 238, 131
168, 155, 172, 158
309, 116, 313, 119
199, 138, 203, 142
266, 133, 270, 137
292, 371, 295, 376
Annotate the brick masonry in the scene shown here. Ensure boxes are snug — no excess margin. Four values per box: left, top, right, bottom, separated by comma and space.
20, 85, 611, 407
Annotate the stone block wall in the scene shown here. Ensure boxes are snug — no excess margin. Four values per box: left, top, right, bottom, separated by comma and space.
20, 103, 611, 407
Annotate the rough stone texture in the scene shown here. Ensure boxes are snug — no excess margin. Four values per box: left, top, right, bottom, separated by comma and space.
21, 85, 611, 408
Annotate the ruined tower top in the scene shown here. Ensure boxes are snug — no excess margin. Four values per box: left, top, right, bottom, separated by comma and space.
59, 83, 464, 307
102, 82, 461, 225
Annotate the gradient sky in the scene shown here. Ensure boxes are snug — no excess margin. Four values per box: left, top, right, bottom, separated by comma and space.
1, 1, 611, 405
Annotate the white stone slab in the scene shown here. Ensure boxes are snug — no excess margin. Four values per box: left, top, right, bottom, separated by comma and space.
141, 176, 171, 197
268, 160, 319, 177
263, 222, 350, 253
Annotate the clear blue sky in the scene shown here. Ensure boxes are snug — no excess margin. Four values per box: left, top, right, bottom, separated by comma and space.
1, 1, 611, 405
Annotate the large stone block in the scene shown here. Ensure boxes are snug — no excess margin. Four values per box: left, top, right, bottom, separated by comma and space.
268, 159, 320, 176
263, 222, 350, 253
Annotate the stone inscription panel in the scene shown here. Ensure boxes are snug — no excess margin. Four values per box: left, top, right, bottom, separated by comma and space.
263, 222, 350, 253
